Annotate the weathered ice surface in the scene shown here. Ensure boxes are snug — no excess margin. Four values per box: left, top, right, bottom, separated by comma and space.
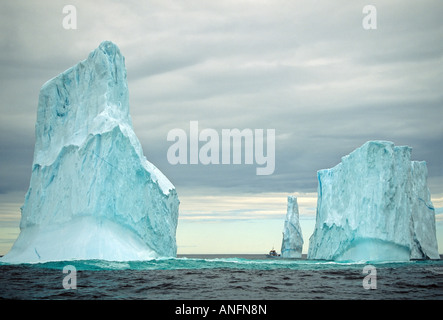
281, 196, 303, 258
308, 141, 438, 262
1, 41, 179, 263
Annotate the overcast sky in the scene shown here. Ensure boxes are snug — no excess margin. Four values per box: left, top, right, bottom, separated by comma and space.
0, 1, 442, 253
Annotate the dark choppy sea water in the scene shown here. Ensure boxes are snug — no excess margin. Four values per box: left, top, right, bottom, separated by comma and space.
0, 254, 442, 300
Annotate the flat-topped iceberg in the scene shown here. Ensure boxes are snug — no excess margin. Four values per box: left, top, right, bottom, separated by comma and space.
281, 196, 303, 258
308, 141, 439, 262
1, 41, 179, 263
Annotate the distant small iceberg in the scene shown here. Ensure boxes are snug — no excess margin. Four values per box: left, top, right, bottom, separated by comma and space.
280, 196, 303, 258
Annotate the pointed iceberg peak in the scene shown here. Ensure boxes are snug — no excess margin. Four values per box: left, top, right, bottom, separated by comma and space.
87, 40, 128, 94
281, 195, 303, 258
34, 41, 131, 167
308, 140, 438, 262
88, 40, 124, 65
287, 196, 298, 215
90, 41, 126, 79
99, 40, 120, 56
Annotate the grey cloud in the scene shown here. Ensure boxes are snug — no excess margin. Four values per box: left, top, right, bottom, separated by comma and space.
0, 0, 442, 198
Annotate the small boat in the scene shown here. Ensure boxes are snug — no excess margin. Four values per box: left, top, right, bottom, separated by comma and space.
265, 247, 281, 258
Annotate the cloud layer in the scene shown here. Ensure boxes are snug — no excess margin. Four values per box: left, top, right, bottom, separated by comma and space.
1, 0, 442, 198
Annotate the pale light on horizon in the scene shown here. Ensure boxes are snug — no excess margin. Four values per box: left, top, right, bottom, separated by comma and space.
1, 192, 442, 256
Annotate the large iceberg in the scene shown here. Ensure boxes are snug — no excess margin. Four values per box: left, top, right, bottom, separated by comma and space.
1, 41, 179, 263
280, 196, 303, 258
308, 141, 439, 262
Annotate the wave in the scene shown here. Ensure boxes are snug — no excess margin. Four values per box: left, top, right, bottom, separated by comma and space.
2, 256, 441, 271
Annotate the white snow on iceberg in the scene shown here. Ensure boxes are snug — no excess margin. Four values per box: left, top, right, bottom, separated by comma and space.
1, 41, 179, 263
308, 141, 439, 262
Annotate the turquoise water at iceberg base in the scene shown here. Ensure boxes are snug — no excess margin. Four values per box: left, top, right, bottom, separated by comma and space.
0, 254, 442, 300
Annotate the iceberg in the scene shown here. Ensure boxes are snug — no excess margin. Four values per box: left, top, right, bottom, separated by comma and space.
1, 41, 179, 263
308, 141, 439, 262
281, 196, 303, 258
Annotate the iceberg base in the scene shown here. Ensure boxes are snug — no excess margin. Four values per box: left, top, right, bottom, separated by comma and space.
336, 238, 411, 262
281, 249, 303, 259
1, 216, 159, 264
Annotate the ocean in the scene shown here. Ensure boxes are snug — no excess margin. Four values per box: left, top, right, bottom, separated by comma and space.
1, 254, 442, 301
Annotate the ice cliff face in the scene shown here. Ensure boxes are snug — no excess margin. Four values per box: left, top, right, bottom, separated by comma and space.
1, 41, 179, 263
308, 141, 439, 262
281, 196, 303, 258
